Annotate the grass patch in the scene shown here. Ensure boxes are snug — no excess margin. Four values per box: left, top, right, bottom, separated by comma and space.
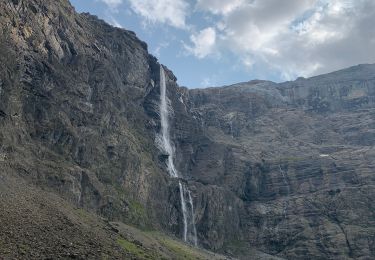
125, 199, 150, 229
158, 236, 203, 260
117, 238, 150, 259
128, 200, 146, 219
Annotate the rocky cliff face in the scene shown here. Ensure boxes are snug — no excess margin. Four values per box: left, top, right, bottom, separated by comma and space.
171, 67, 375, 258
1, 0, 165, 225
1, 0, 375, 259
0, 0, 192, 256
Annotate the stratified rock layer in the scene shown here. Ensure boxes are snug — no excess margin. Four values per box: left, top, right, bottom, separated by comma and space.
174, 72, 375, 259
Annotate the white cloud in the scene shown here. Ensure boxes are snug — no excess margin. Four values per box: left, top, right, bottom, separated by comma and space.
108, 16, 123, 28
153, 42, 170, 57
196, 0, 244, 15
127, 0, 189, 28
222, 0, 316, 52
194, 0, 375, 80
184, 27, 216, 59
100, 0, 375, 82
101, 0, 123, 9
200, 75, 218, 87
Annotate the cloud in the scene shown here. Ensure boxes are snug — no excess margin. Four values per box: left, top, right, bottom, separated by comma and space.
189, 0, 375, 80
184, 27, 216, 59
153, 42, 170, 57
127, 0, 189, 28
196, 0, 244, 15
101, 0, 123, 9
108, 15, 123, 28
200, 75, 218, 87
99, 0, 375, 82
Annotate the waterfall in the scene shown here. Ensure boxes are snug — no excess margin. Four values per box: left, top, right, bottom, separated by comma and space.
158, 65, 178, 178
157, 65, 198, 245
188, 189, 198, 246
179, 182, 188, 242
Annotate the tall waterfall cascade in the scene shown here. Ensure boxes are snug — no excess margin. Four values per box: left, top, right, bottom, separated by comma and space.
157, 65, 198, 246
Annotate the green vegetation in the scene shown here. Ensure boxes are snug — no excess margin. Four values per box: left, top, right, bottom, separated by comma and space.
128, 199, 146, 218
117, 238, 151, 259
119, 188, 150, 228
125, 199, 150, 229
157, 235, 204, 260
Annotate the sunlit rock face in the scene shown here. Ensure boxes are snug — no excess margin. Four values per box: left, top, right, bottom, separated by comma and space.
1, 0, 375, 259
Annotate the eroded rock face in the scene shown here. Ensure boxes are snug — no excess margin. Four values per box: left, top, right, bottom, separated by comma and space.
0, 0, 181, 234
1, 0, 375, 259
166, 68, 375, 258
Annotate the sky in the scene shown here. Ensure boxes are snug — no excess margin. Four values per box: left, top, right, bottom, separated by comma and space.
70, 0, 375, 88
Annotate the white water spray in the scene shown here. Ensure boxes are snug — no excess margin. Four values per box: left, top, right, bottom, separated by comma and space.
179, 182, 188, 242
158, 66, 178, 178
188, 189, 198, 246
157, 65, 198, 245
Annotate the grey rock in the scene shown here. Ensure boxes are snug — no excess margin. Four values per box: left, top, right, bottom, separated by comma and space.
1, 0, 375, 259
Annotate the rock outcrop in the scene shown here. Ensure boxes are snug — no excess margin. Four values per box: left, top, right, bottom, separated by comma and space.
0, 0, 374, 259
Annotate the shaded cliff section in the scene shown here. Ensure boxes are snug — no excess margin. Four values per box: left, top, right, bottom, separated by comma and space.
0, 0, 202, 258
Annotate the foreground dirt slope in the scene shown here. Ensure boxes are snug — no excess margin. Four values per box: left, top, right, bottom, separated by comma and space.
0, 169, 237, 259
0, 170, 129, 259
